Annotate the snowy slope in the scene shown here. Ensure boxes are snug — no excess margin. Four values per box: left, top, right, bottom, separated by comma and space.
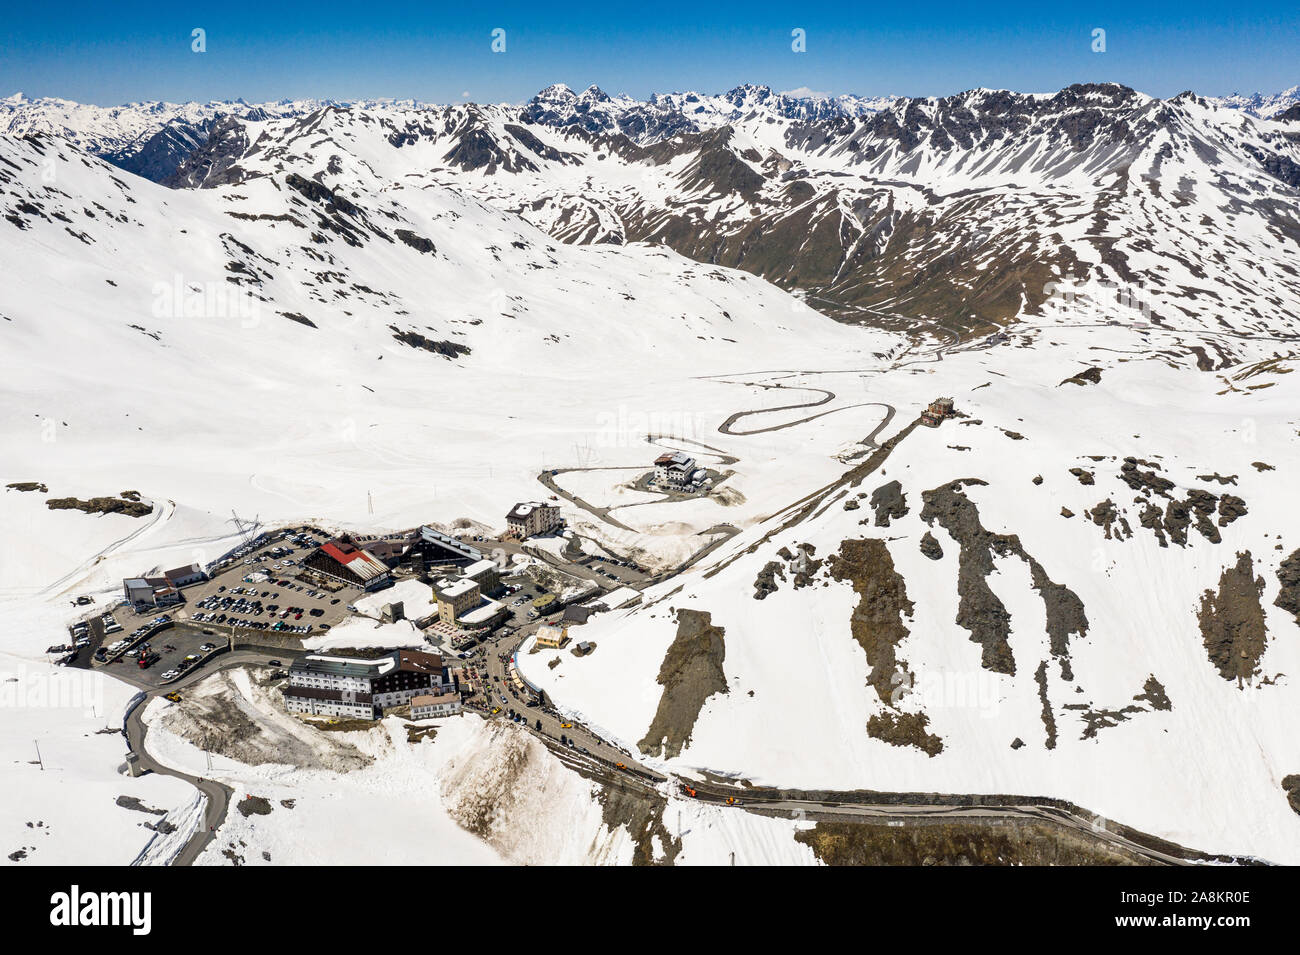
519, 320, 1300, 864
185, 84, 1300, 336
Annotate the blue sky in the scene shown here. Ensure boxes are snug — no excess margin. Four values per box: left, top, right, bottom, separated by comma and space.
3, 1, 1297, 105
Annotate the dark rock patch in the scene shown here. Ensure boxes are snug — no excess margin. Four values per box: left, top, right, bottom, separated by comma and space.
279, 311, 317, 329
752, 560, 785, 600
236, 795, 273, 818
919, 531, 943, 560
1133, 675, 1172, 712
388, 326, 471, 359
867, 711, 943, 757
1139, 501, 1168, 547
114, 795, 166, 816
1035, 661, 1058, 750
1118, 457, 1174, 497
1198, 551, 1268, 687
46, 496, 152, 518
638, 609, 727, 760
1217, 495, 1247, 527
597, 783, 682, 866
1283, 775, 1300, 817
1060, 366, 1103, 386
394, 228, 435, 254
1085, 498, 1131, 540
1274, 548, 1300, 625
869, 480, 908, 527
921, 480, 1088, 677
828, 538, 915, 705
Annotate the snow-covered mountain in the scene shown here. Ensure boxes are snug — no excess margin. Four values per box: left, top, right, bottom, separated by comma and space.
0, 92, 329, 178
1209, 85, 1300, 117
519, 82, 894, 142
113, 82, 1300, 339
3, 79, 1300, 865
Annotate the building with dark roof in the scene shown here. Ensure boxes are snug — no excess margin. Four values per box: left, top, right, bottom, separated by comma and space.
506, 501, 561, 539
301, 537, 393, 591
408, 526, 484, 569
162, 563, 207, 588
284, 649, 454, 719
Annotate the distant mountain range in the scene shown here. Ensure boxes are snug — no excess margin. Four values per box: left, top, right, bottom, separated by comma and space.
4, 81, 1300, 335
4, 82, 1297, 179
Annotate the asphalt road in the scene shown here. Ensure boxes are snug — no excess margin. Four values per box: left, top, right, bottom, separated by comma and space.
120, 648, 295, 865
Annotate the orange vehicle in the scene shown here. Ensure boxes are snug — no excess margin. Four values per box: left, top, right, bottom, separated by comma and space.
681, 784, 698, 798
615, 761, 627, 770
725, 796, 740, 806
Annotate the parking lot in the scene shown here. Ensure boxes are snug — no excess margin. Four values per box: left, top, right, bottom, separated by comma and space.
95, 622, 234, 691
168, 529, 355, 640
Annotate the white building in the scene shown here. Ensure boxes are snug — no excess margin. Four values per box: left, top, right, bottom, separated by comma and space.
284, 649, 454, 719
410, 690, 462, 719
654, 452, 697, 487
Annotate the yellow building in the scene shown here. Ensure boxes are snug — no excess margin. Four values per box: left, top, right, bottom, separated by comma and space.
534, 624, 568, 649
433, 576, 482, 625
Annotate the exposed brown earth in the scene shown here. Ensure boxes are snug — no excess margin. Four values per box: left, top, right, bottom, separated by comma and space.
1198, 551, 1269, 686
868, 480, 909, 527
597, 783, 682, 866
45, 495, 153, 517
1283, 775, 1300, 817
638, 609, 728, 760
867, 711, 944, 757
828, 538, 915, 705
1274, 548, 1300, 625
921, 480, 1088, 677
794, 818, 1144, 865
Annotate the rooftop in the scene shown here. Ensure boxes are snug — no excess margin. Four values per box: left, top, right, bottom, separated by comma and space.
459, 597, 505, 625
463, 558, 498, 578
318, 538, 390, 581
435, 576, 480, 599
655, 451, 695, 468
397, 649, 444, 673
417, 526, 483, 561
507, 501, 555, 520
294, 653, 396, 678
